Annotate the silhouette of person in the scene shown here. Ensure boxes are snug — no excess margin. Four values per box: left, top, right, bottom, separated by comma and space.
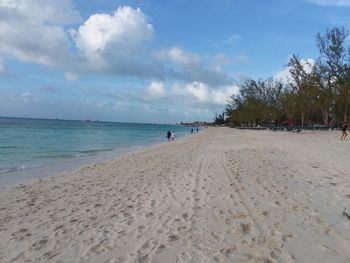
167, 130, 171, 142
341, 122, 348, 140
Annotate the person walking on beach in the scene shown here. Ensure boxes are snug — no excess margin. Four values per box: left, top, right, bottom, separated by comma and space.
167, 130, 171, 142
196, 127, 199, 133
341, 122, 348, 140
191, 128, 193, 134
171, 131, 175, 141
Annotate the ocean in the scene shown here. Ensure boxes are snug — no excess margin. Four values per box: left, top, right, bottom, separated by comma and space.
0, 117, 197, 187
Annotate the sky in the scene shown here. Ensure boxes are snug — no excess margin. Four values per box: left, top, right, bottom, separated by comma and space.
0, 0, 350, 124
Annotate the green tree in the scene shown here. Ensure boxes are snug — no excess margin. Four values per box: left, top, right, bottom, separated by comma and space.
287, 55, 318, 126
317, 27, 350, 123
225, 78, 285, 126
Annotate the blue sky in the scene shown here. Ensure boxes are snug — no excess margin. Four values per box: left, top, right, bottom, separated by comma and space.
0, 0, 350, 123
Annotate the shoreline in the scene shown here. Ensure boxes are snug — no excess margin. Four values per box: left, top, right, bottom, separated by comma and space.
0, 130, 195, 189
1, 128, 350, 262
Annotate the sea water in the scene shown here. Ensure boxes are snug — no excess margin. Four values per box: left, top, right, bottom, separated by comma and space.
0, 117, 197, 186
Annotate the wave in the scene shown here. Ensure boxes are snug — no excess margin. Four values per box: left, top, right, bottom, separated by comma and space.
0, 146, 20, 149
34, 148, 115, 159
0, 165, 27, 174
78, 148, 114, 154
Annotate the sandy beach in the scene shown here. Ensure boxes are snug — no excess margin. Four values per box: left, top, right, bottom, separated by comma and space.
1, 127, 350, 263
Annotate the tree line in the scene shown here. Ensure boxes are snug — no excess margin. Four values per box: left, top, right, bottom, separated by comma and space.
215, 27, 350, 127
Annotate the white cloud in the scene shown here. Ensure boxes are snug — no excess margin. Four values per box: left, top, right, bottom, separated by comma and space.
211, 54, 232, 71
0, 0, 79, 66
274, 58, 315, 83
173, 82, 209, 102
74, 6, 154, 70
21, 92, 40, 103
306, 0, 350, 6
211, 86, 239, 105
155, 47, 232, 86
64, 71, 79, 81
167, 47, 201, 66
274, 67, 292, 84
146, 81, 167, 99
0, 57, 7, 74
172, 82, 238, 105
0, 3, 232, 87
0, 0, 81, 24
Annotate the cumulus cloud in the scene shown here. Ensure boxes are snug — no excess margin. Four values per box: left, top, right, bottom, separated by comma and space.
211, 54, 232, 71
305, 0, 350, 6
0, 0, 80, 66
0, 0, 80, 24
0, 3, 233, 87
274, 58, 315, 83
274, 67, 292, 84
172, 82, 238, 105
74, 6, 154, 70
166, 47, 201, 66
156, 47, 232, 86
72, 7, 230, 85
146, 81, 167, 100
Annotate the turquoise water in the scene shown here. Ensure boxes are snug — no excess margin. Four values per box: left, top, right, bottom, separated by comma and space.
0, 117, 196, 186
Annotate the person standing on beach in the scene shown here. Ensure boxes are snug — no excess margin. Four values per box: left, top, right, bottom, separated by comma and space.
341, 122, 348, 140
167, 130, 171, 142
196, 127, 199, 133
171, 131, 175, 141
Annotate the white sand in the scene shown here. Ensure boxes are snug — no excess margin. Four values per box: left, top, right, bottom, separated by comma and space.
1, 128, 350, 263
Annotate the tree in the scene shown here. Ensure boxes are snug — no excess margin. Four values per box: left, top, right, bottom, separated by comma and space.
213, 111, 226, 125
311, 61, 333, 125
225, 78, 285, 126
217, 26, 350, 127
317, 27, 350, 123
287, 55, 318, 126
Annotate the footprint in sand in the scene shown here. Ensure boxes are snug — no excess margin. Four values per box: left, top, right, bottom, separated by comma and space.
145, 212, 154, 218
138, 225, 146, 233
240, 223, 251, 235
32, 237, 49, 250
262, 211, 271, 217
177, 226, 186, 232
126, 218, 135, 226
155, 244, 167, 254
280, 236, 293, 245
182, 213, 189, 220
168, 235, 180, 242
220, 245, 239, 259
150, 200, 157, 208
211, 231, 223, 242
